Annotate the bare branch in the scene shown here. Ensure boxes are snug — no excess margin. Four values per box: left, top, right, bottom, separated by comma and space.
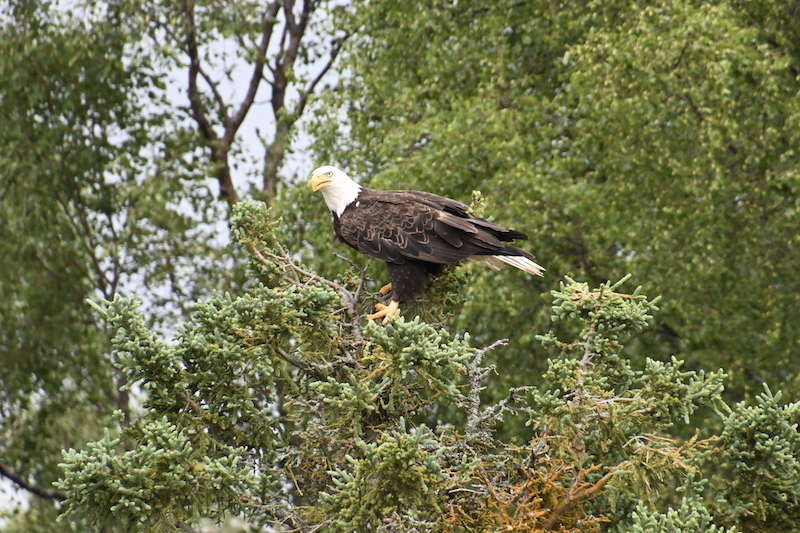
224, 1, 282, 146
181, 0, 240, 204
333, 253, 369, 345
353, 261, 369, 310
152, 17, 187, 56
105, 210, 121, 297
261, 2, 344, 203
465, 339, 508, 439
0, 459, 66, 501
157, 13, 237, 125
275, 345, 327, 381
283, 0, 299, 34
197, 64, 230, 124
271, 0, 311, 117
53, 178, 111, 299
285, 0, 312, 84
273, 7, 291, 73
295, 33, 350, 118
252, 244, 342, 294
577, 324, 596, 389
182, 0, 218, 146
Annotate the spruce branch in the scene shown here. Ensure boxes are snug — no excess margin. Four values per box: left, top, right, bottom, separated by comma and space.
465, 340, 506, 439
541, 464, 624, 531
275, 345, 327, 381
176, 389, 249, 444
253, 238, 364, 344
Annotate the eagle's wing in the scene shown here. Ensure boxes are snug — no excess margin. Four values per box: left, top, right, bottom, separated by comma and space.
337, 189, 529, 265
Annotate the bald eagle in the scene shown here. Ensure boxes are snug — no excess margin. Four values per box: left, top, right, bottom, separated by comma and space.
311, 166, 544, 324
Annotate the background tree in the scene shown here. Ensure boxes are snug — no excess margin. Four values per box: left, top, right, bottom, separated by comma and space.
305, 0, 800, 403
131, 0, 348, 205
0, 0, 345, 529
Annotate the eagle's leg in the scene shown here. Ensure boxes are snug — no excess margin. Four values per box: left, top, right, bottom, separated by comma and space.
366, 300, 400, 326
379, 283, 393, 296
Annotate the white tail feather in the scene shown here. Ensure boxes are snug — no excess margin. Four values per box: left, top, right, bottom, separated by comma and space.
469, 255, 545, 276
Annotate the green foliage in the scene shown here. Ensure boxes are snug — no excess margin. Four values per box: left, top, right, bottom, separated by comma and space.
5, 1, 800, 532
57, 418, 257, 531
621, 476, 733, 533
312, 317, 471, 439
362, 318, 470, 399
714, 386, 800, 531
536, 276, 727, 436
0, 0, 342, 528
54, 200, 800, 532
308, 0, 800, 405
321, 421, 446, 532
56, 202, 482, 530
540, 275, 660, 367
530, 277, 727, 520
0, 6, 193, 524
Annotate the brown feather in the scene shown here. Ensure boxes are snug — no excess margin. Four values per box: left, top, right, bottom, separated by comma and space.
331, 187, 540, 301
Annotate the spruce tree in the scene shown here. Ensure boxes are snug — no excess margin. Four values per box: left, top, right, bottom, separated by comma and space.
55, 201, 800, 531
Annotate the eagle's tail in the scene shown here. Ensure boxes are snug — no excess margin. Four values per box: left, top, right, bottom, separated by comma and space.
470, 247, 545, 277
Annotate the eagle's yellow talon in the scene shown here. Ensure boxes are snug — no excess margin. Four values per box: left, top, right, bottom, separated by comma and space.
379, 283, 393, 296
365, 300, 400, 325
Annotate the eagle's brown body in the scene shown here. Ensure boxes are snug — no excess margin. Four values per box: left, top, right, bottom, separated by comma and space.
331, 187, 537, 302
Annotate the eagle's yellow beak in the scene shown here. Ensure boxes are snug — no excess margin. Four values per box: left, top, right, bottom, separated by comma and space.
311, 172, 332, 192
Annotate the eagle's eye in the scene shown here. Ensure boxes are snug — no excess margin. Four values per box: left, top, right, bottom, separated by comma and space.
326, 171, 332, 176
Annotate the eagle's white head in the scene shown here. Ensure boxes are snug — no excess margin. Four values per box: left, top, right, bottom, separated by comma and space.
310, 165, 362, 217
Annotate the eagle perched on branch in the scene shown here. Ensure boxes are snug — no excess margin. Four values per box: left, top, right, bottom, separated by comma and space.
311, 166, 544, 324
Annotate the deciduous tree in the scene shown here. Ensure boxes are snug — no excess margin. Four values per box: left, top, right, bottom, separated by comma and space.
307, 0, 800, 402
0, 1, 345, 528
